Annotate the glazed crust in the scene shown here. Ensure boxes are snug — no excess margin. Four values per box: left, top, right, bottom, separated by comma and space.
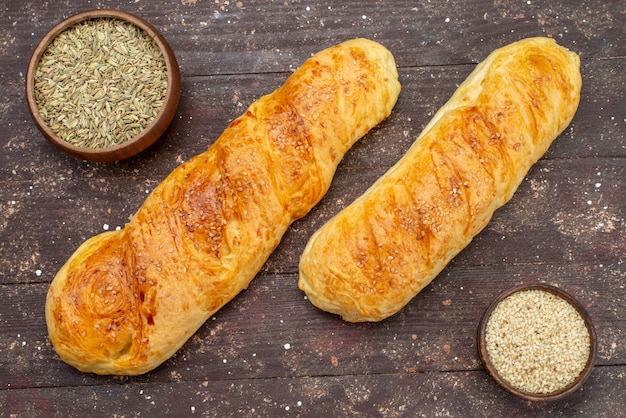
45, 38, 401, 375
298, 37, 581, 322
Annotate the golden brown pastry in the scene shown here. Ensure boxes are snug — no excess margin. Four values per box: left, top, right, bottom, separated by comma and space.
46, 38, 401, 375
299, 37, 581, 322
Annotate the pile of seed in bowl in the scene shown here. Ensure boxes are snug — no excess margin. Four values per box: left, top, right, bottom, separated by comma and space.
484, 288, 591, 395
34, 18, 168, 149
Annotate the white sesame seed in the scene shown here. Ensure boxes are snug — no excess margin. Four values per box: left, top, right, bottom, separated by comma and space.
485, 289, 590, 394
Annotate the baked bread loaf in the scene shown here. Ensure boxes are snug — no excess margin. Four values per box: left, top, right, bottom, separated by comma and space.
298, 37, 581, 322
46, 38, 401, 375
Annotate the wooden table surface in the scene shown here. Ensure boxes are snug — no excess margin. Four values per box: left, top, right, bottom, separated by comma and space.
1, 0, 624, 416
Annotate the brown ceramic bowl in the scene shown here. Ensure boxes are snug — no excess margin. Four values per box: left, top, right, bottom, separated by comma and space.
477, 283, 596, 402
26, 9, 181, 162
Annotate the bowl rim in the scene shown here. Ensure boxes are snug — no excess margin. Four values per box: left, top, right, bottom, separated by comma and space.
477, 283, 597, 402
25, 9, 181, 162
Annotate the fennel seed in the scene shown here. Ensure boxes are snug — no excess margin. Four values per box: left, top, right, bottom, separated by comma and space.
34, 17, 168, 149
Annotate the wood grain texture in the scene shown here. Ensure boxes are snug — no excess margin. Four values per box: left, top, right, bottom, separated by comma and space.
0, 0, 624, 416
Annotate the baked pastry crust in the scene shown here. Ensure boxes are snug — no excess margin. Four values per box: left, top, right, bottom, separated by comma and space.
45, 38, 401, 374
299, 37, 581, 322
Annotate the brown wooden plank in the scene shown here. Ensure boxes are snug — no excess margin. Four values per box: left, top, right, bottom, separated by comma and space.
1, 255, 623, 388
2, 366, 625, 417
2, 153, 623, 285
1, 48, 623, 180
4, 0, 623, 83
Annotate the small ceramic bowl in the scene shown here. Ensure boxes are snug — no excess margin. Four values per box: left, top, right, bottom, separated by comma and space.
477, 283, 596, 402
26, 9, 181, 162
